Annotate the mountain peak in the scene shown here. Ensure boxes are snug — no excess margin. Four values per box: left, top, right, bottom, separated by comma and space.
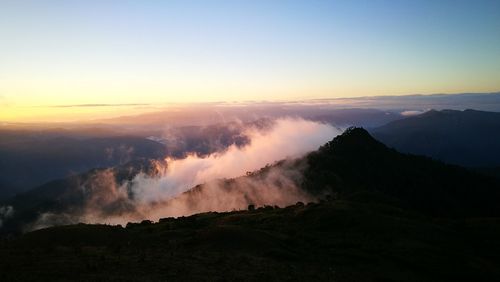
339, 127, 372, 139
318, 127, 385, 155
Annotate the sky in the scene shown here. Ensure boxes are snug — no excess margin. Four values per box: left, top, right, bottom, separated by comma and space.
1, 0, 500, 122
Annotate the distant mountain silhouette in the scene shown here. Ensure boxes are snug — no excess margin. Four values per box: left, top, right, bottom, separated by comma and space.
370, 109, 500, 167
0, 136, 167, 199
0, 122, 254, 200
0, 159, 163, 233
311, 108, 402, 127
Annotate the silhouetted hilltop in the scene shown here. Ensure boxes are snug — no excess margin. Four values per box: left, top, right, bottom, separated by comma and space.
371, 109, 500, 167
302, 127, 500, 217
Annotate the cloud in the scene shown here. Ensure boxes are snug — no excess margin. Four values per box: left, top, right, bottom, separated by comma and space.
49, 103, 150, 108
401, 110, 427, 116
29, 118, 341, 228
131, 118, 340, 203
137, 161, 316, 220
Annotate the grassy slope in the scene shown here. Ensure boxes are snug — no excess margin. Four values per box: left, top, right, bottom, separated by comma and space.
1, 196, 500, 282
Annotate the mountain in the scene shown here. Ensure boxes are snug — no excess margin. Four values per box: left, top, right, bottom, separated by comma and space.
0, 135, 167, 199
310, 108, 403, 128
0, 159, 166, 233
370, 109, 500, 167
0, 121, 257, 200
2, 128, 500, 233
2, 199, 500, 282
176, 127, 500, 218
304, 127, 500, 216
1, 129, 500, 281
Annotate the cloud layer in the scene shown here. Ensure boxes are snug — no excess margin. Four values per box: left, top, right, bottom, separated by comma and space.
30, 118, 341, 229
132, 118, 340, 203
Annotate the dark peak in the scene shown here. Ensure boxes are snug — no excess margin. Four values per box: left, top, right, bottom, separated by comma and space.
338, 127, 374, 142
319, 127, 385, 154
342, 126, 370, 136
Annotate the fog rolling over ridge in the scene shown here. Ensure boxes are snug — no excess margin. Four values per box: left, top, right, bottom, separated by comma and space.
30, 118, 341, 229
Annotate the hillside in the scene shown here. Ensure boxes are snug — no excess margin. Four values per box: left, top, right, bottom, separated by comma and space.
0, 119, 275, 200
0, 135, 167, 199
3, 128, 500, 234
301, 127, 500, 217
169, 127, 500, 219
1, 196, 500, 281
370, 109, 500, 167
0, 159, 164, 234
1, 128, 500, 280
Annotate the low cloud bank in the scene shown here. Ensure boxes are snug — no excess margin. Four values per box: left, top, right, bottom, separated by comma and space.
132, 118, 340, 203
401, 110, 427, 116
30, 118, 341, 229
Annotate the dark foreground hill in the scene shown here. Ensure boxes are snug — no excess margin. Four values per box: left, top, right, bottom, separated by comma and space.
301, 127, 500, 217
1, 128, 500, 281
1, 198, 500, 281
370, 109, 500, 167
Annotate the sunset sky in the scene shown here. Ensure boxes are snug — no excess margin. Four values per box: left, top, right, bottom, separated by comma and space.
1, 0, 500, 122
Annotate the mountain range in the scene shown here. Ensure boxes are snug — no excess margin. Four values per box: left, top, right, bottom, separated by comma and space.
371, 109, 500, 168
1, 128, 500, 281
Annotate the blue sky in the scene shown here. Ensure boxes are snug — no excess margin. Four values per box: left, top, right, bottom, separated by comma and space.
0, 0, 499, 120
